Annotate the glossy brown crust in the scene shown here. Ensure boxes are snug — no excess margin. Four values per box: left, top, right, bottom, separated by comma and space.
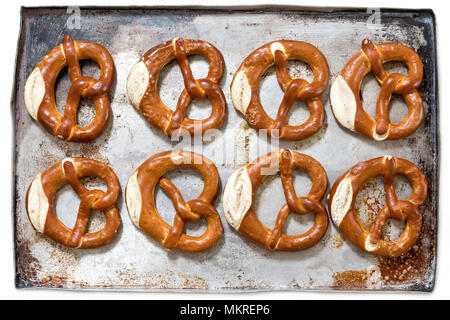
25, 158, 121, 248
136, 39, 226, 137
231, 40, 329, 141
127, 151, 223, 252
328, 156, 427, 257
30, 34, 115, 142
238, 150, 329, 251
335, 39, 423, 140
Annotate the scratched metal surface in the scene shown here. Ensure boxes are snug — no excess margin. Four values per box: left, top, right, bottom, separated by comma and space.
12, 6, 438, 291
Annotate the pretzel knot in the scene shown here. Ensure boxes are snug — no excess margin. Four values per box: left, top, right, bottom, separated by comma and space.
24, 35, 115, 142
328, 156, 428, 257
230, 40, 329, 141
223, 149, 329, 251
25, 158, 121, 248
330, 39, 424, 141
127, 38, 226, 138
125, 151, 223, 252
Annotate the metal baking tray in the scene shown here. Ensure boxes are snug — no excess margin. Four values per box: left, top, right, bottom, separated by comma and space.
12, 6, 438, 291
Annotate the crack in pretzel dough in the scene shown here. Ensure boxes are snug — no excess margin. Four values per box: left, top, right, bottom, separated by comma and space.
127, 61, 149, 110
24, 68, 45, 120
231, 70, 251, 115
26, 174, 49, 233
126, 170, 142, 228
330, 176, 353, 227
223, 166, 252, 230
330, 75, 357, 131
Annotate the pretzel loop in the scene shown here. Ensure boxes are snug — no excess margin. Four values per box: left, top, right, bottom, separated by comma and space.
223, 149, 329, 251
330, 39, 424, 140
230, 40, 329, 141
25, 158, 121, 249
127, 39, 226, 138
24, 34, 115, 142
125, 151, 223, 252
329, 156, 427, 257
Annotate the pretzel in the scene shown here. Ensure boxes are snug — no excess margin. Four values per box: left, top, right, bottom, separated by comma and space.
330, 39, 424, 141
125, 151, 223, 252
25, 157, 121, 248
24, 34, 115, 142
230, 40, 329, 141
127, 38, 226, 138
223, 149, 329, 251
328, 156, 427, 257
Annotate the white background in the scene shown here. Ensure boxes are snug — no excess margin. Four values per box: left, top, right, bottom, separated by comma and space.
0, 0, 448, 300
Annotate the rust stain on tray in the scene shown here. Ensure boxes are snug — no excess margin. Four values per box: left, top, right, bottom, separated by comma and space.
332, 270, 369, 290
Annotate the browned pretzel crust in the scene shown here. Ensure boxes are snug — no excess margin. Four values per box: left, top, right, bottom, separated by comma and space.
230, 40, 329, 141
125, 151, 223, 252
24, 34, 115, 142
25, 158, 121, 248
127, 38, 226, 138
330, 39, 424, 141
223, 150, 329, 251
328, 156, 427, 257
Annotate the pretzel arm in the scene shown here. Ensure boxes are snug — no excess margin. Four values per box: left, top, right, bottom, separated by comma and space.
375, 74, 404, 136
174, 38, 205, 99
369, 207, 388, 245
63, 161, 89, 198
383, 156, 406, 220
280, 150, 297, 209
362, 39, 389, 82
63, 34, 82, 81
162, 214, 183, 250
159, 178, 199, 222
167, 90, 191, 134
57, 77, 93, 139
279, 150, 311, 215
68, 196, 92, 247
268, 204, 290, 250
55, 35, 85, 139
273, 79, 308, 133
274, 50, 290, 91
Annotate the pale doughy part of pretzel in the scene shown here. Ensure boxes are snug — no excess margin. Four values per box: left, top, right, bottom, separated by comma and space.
223, 166, 252, 230
365, 235, 378, 252
330, 75, 357, 131
125, 170, 142, 228
26, 174, 49, 233
61, 158, 76, 172
270, 42, 286, 56
330, 176, 353, 227
231, 70, 251, 115
24, 68, 46, 120
373, 128, 389, 141
127, 61, 149, 110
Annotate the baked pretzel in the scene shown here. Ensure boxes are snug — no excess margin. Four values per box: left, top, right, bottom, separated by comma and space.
127, 38, 226, 138
223, 149, 329, 251
330, 39, 424, 141
328, 156, 427, 257
25, 158, 121, 248
230, 40, 329, 141
125, 151, 223, 252
24, 34, 115, 142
